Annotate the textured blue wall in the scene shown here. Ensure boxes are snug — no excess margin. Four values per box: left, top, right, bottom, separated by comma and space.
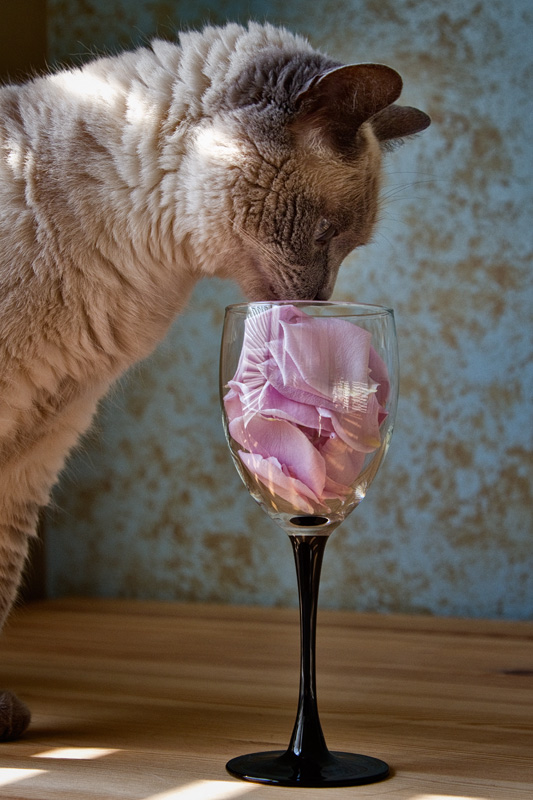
45, 0, 533, 618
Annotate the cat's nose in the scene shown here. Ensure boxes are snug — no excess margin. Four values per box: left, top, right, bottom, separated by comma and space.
314, 285, 333, 301
314, 265, 340, 301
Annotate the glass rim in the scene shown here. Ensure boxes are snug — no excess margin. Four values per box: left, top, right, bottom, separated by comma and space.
224, 300, 394, 317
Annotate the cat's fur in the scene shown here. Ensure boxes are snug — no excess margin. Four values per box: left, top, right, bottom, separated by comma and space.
0, 22, 429, 739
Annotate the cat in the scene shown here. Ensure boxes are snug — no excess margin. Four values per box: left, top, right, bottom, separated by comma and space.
0, 21, 429, 740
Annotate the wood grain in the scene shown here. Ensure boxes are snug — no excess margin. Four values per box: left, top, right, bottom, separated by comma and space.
0, 599, 531, 799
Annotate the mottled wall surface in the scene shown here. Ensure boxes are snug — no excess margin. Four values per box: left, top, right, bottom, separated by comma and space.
45, 0, 533, 619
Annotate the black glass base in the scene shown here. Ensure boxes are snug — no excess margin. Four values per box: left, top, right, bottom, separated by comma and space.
226, 749, 390, 787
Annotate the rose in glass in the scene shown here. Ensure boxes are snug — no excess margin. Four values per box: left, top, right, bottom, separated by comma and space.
223, 305, 389, 514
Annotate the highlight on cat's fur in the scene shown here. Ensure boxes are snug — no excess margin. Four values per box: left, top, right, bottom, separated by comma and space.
0, 22, 429, 739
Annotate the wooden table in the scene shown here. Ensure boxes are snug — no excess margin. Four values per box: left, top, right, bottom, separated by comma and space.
0, 599, 531, 799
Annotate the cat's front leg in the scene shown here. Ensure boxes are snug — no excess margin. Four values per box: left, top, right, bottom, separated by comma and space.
0, 516, 35, 740
0, 379, 112, 741
0, 691, 31, 741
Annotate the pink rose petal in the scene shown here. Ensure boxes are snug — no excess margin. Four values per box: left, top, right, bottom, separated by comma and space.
319, 433, 367, 486
327, 391, 383, 453
232, 305, 305, 384
267, 316, 372, 411
223, 385, 244, 423
238, 451, 322, 514
369, 346, 390, 407
229, 414, 327, 497
254, 383, 325, 429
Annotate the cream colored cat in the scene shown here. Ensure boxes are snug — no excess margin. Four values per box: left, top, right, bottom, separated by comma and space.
0, 22, 429, 739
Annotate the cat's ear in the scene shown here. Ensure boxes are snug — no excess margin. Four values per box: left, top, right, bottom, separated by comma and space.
291, 63, 429, 155
370, 103, 431, 145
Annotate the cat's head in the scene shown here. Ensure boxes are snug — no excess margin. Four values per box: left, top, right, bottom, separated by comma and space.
188, 50, 430, 301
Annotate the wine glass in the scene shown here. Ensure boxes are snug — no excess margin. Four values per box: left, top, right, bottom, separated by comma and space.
219, 301, 398, 787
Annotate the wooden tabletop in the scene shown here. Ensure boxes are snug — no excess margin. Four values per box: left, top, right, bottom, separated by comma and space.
0, 598, 531, 799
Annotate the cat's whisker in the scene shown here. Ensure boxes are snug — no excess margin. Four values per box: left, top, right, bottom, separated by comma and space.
380, 176, 439, 200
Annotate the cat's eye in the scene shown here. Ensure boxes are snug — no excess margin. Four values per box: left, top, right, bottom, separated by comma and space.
315, 218, 338, 244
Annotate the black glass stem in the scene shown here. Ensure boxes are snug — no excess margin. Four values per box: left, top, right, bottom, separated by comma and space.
226, 532, 390, 787
287, 533, 329, 764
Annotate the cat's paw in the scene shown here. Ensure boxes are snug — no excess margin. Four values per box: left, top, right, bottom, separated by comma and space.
0, 690, 31, 741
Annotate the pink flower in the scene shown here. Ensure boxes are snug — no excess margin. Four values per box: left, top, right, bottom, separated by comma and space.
224, 305, 388, 513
